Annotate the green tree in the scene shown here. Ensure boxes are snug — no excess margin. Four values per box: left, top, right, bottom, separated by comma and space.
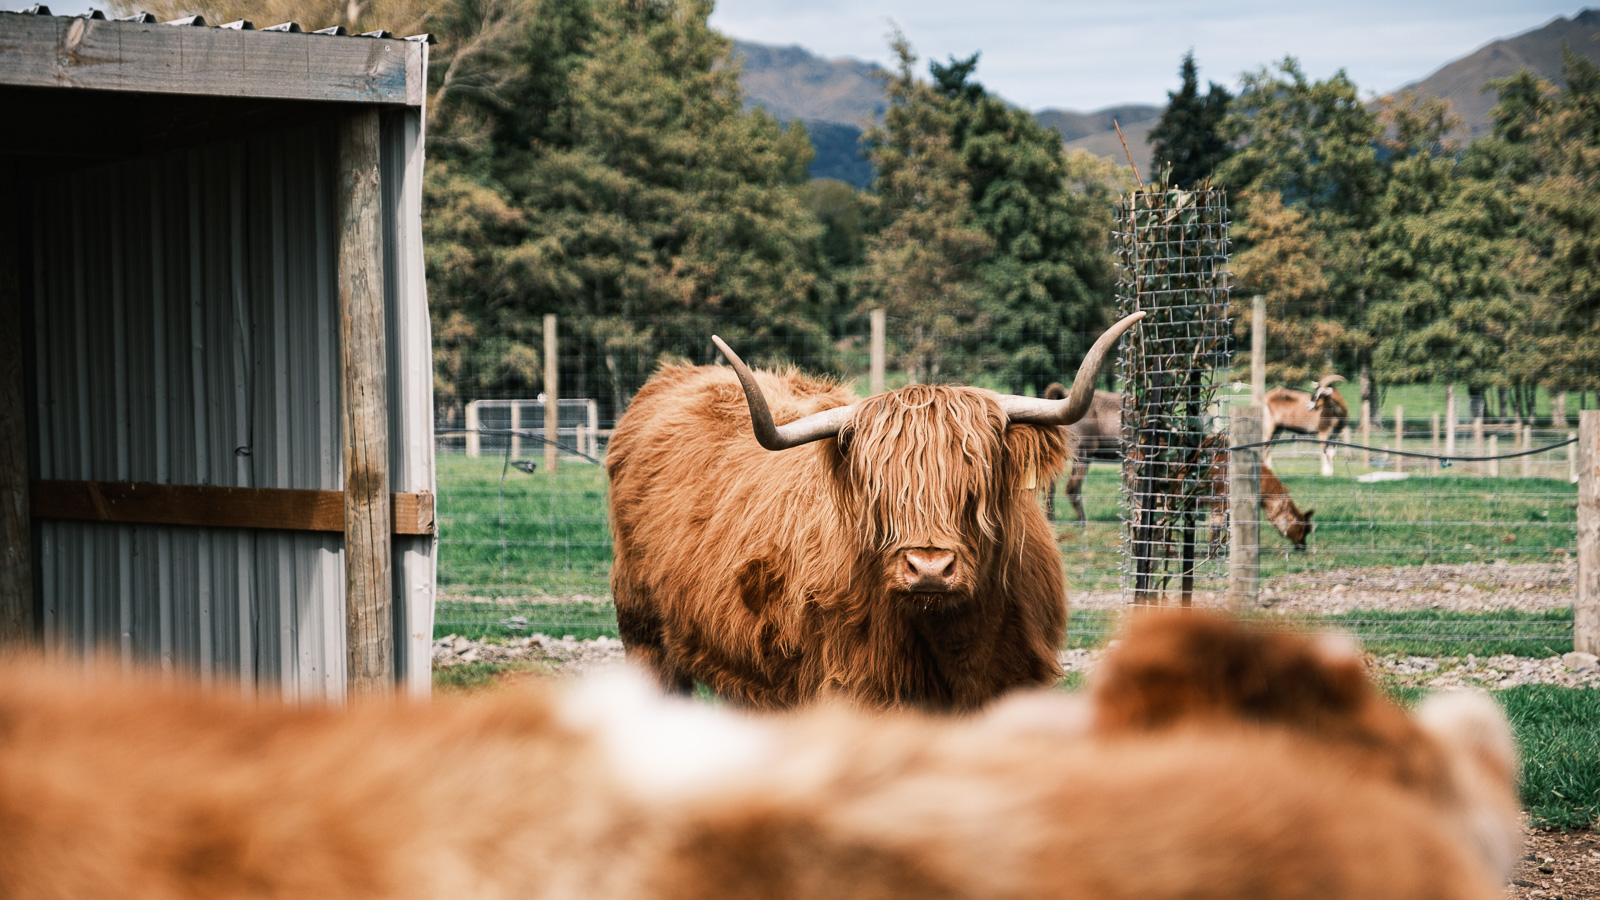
1219, 58, 1385, 412
1147, 51, 1233, 189
861, 37, 1116, 392
1230, 190, 1335, 386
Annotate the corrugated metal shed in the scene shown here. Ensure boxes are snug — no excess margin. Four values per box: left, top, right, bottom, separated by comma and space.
0, 9, 436, 700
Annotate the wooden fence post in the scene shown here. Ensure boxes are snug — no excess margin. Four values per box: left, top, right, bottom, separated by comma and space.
588, 399, 599, 462
1361, 399, 1372, 467
1487, 435, 1499, 479
1445, 385, 1457, 459
465, 400, 480, 458
337, 109, 392, 696
0, 171, 34, 646
509, 401, 520, 461
1393, 404, 1404, 471
1432, 411, 1440, 459
1474, 418, 1485, 476
1522, 424, 1533, 479
870, 308, 885, 396
544, 314, 558, 475
1228, 407, 1262, 610
1577, 410, 1598, 654
1251, 296, 1266, 406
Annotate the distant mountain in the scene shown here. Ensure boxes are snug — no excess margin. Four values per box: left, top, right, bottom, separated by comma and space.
1040, 106, 1160, 177
731, 40, 884, 187
1400, 9, 1600, 139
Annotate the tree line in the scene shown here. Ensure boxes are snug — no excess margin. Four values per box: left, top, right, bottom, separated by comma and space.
110, 0, 1600, 425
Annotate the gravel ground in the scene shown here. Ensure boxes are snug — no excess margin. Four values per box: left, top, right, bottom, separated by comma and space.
1071, 561, 1579, 614
1507, 826, 1600, 899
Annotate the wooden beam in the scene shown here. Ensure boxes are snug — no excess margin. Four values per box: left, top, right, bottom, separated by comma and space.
29, 481, 432, 536
0, 16, 419, 107
1578, 410, 1598, 655
1226, 407, 1262, 610
544, 314, 558, 475
0, 171, 35, 645
338, 109, 392, 696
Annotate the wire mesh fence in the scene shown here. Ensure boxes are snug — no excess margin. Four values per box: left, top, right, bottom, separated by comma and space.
429, 307, 1591, 659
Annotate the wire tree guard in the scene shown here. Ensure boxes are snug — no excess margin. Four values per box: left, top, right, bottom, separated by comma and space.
1115, 186, 1234, 606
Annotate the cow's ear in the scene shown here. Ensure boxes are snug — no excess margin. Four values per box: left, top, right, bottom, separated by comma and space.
1003, 425, 1069, 494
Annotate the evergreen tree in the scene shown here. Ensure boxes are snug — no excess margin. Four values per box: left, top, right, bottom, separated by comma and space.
1147, 51, 1233, 188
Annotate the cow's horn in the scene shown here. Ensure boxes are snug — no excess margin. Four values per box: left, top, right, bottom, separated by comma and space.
1316, 373, 1347, 391
997, 311, 1145, 427
713, 336, 860, 451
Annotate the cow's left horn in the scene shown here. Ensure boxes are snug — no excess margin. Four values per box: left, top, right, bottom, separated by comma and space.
998, 311, 1145, 427
713, 336, 860, 451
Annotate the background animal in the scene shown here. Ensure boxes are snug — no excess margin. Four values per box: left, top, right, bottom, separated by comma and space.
1263, 374, 1350, 476
605, 314, 1141, 711
1039, 390, 1316, 550
1042, 385, 1120, 525
1209, 454, 1316, 551
0, 616, 1518, 900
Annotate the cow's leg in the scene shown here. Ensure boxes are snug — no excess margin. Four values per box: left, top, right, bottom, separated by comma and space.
1064, 455, 1091, 527
615, 593, 694, 696
1320, 438, 1335, 477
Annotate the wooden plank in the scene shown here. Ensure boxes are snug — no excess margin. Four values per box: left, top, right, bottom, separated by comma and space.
29, 481, 432, 535
870, 308, 885, 395
544, 314, 558, 474
0, 171, 35, 645
0, 16, 415, 106
338, 109, 393, 695
1226, 408, 1261, 610
1250, 296, 1266, 407
1578, 410, 1598, 655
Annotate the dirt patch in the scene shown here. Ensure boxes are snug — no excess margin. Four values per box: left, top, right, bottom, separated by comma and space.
1507, 826, 1600, 899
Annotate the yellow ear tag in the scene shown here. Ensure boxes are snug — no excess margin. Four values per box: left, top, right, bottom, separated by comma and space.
1021, 457, 1037, 491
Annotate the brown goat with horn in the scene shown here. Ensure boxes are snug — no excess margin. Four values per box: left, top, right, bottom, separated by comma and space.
1263, 374, 1349, 476
606, 313, 1144, 711
1041, 388, 1313, 551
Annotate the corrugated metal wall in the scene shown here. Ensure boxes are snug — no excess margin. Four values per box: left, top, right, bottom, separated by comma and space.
30, 124, 359, 700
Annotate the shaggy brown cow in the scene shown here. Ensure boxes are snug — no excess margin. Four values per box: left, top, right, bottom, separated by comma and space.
1264, 374, 1350, 476
0, 618, 1517, 900
607, 314, 1143, 710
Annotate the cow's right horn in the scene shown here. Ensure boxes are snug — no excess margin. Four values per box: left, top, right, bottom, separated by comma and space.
713, 336, 859, 451
997, 311, 1145, 427
1315, 373, 1347, 392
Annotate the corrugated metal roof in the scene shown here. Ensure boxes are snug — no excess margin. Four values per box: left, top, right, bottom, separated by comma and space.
1, 5, 434, 42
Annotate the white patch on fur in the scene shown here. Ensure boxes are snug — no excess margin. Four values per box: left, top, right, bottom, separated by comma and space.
559, 668, 775, 802
981, 690, 1093, 739
1311, 631, 1363, 665
1416, 690, 1523, 880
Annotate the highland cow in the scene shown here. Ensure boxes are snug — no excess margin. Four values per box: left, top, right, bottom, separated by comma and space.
606, 314, 1144, 710
0, 615, 1519, 900
1264, 374, 1350, 476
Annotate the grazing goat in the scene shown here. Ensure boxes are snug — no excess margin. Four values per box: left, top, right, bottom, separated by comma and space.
0, 611, 1518, 900
606, 314, 1143, 710
1264, 374, 1349, 476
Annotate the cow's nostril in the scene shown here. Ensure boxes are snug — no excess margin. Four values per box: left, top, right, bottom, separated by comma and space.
905, 550, 957, 581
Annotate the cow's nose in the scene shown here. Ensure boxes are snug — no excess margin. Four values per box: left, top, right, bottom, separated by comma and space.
903, 549, 958, 591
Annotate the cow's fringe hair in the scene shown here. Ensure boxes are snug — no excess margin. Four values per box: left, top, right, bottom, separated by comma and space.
836, 385, 1006, 554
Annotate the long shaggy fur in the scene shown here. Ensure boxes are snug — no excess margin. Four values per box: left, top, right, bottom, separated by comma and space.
607, 364, 1070, 710
0, 614, 1518, 899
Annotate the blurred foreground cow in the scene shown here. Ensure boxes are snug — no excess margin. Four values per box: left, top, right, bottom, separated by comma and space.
606, 314, 1144, 710
1264, 374, 1350, 476
0, 612, 1518, 899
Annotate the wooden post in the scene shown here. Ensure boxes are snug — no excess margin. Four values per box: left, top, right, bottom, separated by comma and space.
544, 314, 558, 474
337, 109, 392, 696
870, 308, 885, 396
1522, 424, 1533, 479
588, 399, 599, 461
1554, 391, 1568, 428
1361, 399, 1372, 467
1227, 407, 1262, 610
1487, 435, 1499, 479
1250, 296, 1266, 406
1445, 384, 1457, 459
1432, 411, 1440, 459
1473, 418, 1485, 476
465, 400, 480, 458
1393, 405, 1404, 471
508, 401, 520, 461
0, 172, 35, 645
1577, 410, 1598, 654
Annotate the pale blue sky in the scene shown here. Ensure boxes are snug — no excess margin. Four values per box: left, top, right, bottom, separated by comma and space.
8, 0, 1583, 111
708, 1, 1585, 110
